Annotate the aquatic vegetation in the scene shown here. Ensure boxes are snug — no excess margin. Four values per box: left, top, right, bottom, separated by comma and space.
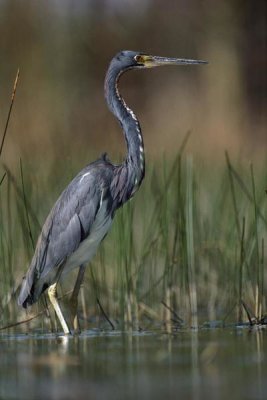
0, 141, 266, 333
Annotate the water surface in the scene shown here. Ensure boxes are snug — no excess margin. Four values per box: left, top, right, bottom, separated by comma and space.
0, 328, 266, 400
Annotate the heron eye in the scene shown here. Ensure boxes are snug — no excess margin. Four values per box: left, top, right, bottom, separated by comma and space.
134, 55, 143, 64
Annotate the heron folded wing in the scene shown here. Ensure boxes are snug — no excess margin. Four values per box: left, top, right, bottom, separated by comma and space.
33, 166, 112, 277
18, 161, 113, 306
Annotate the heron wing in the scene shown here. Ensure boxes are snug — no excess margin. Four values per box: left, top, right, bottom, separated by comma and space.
32, 162, 113, 281
18, 160, 114, 307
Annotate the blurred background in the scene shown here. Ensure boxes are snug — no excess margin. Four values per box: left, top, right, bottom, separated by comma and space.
0, 0, 266, 333
0, 0, 266, 172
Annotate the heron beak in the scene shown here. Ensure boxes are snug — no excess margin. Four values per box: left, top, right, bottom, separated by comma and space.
138, 55, 208, 68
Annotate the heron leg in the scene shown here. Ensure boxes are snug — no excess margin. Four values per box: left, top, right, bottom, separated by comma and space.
48, 282, 70, 335
70, 264, 86, 332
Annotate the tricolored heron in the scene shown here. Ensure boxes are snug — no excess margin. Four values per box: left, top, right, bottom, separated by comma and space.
18, 50, 207, 334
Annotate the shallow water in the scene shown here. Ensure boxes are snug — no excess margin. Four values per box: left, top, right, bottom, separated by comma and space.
0, 328, 266, 400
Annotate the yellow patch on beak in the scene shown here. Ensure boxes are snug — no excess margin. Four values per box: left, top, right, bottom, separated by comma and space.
134, 55, 155, 67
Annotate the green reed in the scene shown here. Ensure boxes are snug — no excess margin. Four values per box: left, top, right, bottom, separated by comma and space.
0, 148, 266, 333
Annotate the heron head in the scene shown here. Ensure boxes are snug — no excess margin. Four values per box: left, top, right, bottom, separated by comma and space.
113, 50, 208, 70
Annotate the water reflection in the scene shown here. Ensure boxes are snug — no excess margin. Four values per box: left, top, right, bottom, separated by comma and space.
0, 328, 266, 400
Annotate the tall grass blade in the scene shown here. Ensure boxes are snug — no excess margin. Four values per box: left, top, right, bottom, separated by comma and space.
186, 156, 198, 328
0, 69, 20, 157
19, 158, 35, 250
238, 217, 245, 322
250, 163, 260, 317
0, 173, 6, 186
225, 151, 241, 239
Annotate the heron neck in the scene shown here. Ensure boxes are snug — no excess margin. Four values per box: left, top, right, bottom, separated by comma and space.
104, 68, 145, 188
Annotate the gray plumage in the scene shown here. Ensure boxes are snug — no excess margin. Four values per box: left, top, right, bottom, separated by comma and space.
18, 155, 142, 307
18, 50, 207, 317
